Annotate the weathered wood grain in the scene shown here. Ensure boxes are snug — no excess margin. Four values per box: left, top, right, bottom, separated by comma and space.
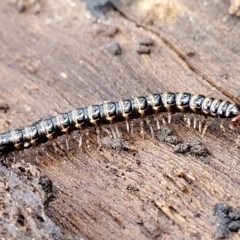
125, 0, 240, 104
0, 0, 240, 239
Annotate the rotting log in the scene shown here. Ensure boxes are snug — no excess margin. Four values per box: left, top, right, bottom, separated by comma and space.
0, 0, 240, 239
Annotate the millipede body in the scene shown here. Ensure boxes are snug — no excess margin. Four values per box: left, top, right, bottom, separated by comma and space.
0, 92, 239, 156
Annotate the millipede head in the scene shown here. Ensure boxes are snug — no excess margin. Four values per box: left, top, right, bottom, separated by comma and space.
231, 114, 240, 126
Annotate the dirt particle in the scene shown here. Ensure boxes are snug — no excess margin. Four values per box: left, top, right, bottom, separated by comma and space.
0, 163, 63, 239
109, 42, 122, 55
194, 213, 201, 218
214, 203, 240, 238
189, 140, 209, 156
0, 102, 10, 113
139, 36, 154, 46
106, 27, 119, 37
126, 167, 134, 172
60, 72, 68, 79
186, 50, 195, 57
136, 35, 155, 54
17, 0, 25, 12
220, 73, 229, 79
102, 136, 132, 153
109, 167, 118, 175
190, 144, 209, 156
155, 126, 179, 143
39, 175, 56, 207
94, 25, 119, 37
229, 210, 240, 221
137, 45, 151, 54
140, 222, 162, 239
86, 0, 123, 18
200, 157, 210, 165
174, 170, 196, 183
228, 220, 240, 232
135, 218, 143, 225
173, 143, 190, 154
174, 140, 209, 156
164, 135, 182, 145
127, 184, 139, 192
136, 159, 141, 166
15, 55, 40, 74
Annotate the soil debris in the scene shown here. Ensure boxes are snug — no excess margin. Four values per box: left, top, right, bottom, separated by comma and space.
174, 139, 209, 156
85, 0, 123, 18
155, 126, 182, 145
109, 42, 122, 55
0, 102, 10, 113
0, 163, 63, 239
139, 36, 154, 46
136, 45, 151, 54
102, 136, 131, 153
214, 203, 240, 239
173, 143, 189, 154
94, 25, 119, 37
39, 175, 56, 207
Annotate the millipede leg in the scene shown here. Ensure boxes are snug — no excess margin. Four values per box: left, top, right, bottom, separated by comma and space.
20, 150, 25, 159
161, 115, 167, 126
140, 119, 145, 139
220, 119, 225, 133
198, 120, 203, 133
3, 156, 9, 166
65, 135, 70, 151
13, 152, 16, 162
29, 148, 37, 162
229, 123, 235, 130
193, 117, 197, 129
35, 149, 39, 163
102, 126, 113, 138
149, 124, 154, 138
78, 132, 83, 149
130, 121, 134, 136
52, 141, 59, 152
110, 126, 117, 139
167, 113, 172, 124
126, 121, 130, 132
59, 140, 64, 150
115, 124, 122, 138
96, 127, 101, 147
73, 133, 78, 144
154, 115, 160, 130
146, 117, 154, 138
55, 139, 63, 150
85, 130, 90, 148
197, 116, 205, 133
42, 148, 50, 158
184, 114, 191, 127
202, 119, 212, 137
236, 138, 240, 148
187, 117, 191, 127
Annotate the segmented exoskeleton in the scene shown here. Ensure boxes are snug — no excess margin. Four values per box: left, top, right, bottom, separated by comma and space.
0, 92, 239, 157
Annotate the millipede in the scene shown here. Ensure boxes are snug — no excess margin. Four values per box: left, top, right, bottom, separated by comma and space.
0, 92, 240, 158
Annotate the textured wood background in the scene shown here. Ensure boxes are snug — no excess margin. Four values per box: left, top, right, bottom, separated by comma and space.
0, 0, 240, 239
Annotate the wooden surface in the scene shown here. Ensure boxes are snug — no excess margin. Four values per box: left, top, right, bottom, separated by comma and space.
1, 0, 240, 239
